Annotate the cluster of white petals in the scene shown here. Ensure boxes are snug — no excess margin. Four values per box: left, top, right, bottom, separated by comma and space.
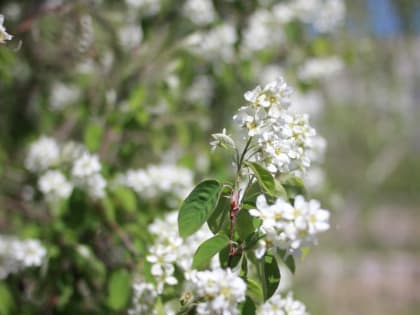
241, 9, 286, 55
0, 15, 12, 44
116, 164, 193, 202
298, 56, 344, 81
118, 23, 143, 50
234, 77, 317, 174
25, 136, 60, 172
250, 194, 330, 256
0, 236, 46, 279
38, 170, 73, 201
26, 136, 107, 200
72, 153, 107, 199
185, 23, 237, 62
127, 281, 158, 315
144, 211, 214, 293
257, 292, 309, 315
183, 0, 217, 26
241, 0, 345, 55
186, 268, 246, 315
49, 82, 81, 111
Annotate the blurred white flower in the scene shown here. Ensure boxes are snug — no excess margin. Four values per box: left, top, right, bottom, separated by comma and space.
116, 164, 193, 202
72, 153, 101, 178
49, 82, 81, 111
0, 236, 47, 279
185, 75, 214, 106
186, 23, 237, 62
118, 24, 143, 50
25, 136, 60, 172
72, 153, 107, 199
0, 15, 13, 44
257, 292, 309, 315
187, 268, 246, 315
183, 0, 217, 25
298, 56, 344, 81
15, 239, 47, 267
128, 280, 158, 315
38, 170, 73, 201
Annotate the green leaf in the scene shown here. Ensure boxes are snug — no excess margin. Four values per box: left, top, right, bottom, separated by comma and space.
237, 209, 258, 241
111, 186, 137, 213
0, 283, 14, 315
219, 245, 241, 269
207, 186, 231, 234
278, 250, 296, 274
246, 278, 264, 305
241, 296, 257, 315
274, 180, 288, 200
245, 162, 275, 196
84, 121, 104, 151
192, 235, 230, 270
178, 179, 223, 237
259, 253, 281, 300
106, 269, 131, 311
281, 176, 306, 198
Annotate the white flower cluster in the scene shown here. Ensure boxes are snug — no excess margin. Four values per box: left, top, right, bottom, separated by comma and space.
241, 0, 345, 55
25, 136, 60, 172
234, 77, 317, 174
0, 14, 13, 44
183, 0, 217, 26
257, 292, 309, 315
298, 56, 344, 81
26, 136, 107, 201
72, 153, 107, 199
49, 82, 81, 111
38, 170, 73, 201
241, 9, 286, 55
0, 236, 46, 279
249, 194, 330, 256
118, 23, 143, 50
128, 281, 158, 315
185, 23, 237, 62
186, 268, 246, 315
145, 211, 214, 293
185, 75, 214, 106
116, 164, 193, 202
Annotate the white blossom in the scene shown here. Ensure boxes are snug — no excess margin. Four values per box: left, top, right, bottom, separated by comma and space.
185, 75, 214, 106
72, 153, 101, 178
25, 136, 60, 172
49, 82, 81, 111
186, 268, 246, 315
183, 0, 217, 26
38, 170, 73, 201
298, 56, 344, 81
241, 9, 286, 55
210, 128, 236, 152
185, 23, 237, 62
0, 15, 13, 44
257, 292, 310, 315
118, 24, 143, 50
128, 280, 158, 315
249, 194, 330, 255
116, 164, 193, 202
72, 153, 107, 199
233, 77, 318, 174
0, 236, 46, 279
